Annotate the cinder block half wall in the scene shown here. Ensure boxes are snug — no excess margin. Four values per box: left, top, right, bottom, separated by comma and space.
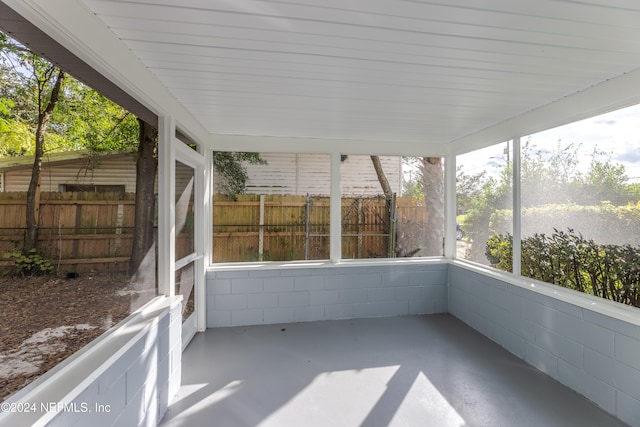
206, 263, 448, 327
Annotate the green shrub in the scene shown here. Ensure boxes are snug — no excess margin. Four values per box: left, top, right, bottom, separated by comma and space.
487, 229, 640, 308
486, 233, 512, 271
2, 249, 54, 276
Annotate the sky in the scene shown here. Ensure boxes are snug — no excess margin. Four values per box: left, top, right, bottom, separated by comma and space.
458, 103, 640, 183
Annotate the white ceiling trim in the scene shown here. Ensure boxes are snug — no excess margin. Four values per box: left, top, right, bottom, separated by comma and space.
206, 134, 449, 157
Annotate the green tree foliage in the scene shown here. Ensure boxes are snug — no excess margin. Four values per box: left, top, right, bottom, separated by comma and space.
53, 78, 138, 153
462, 172, 511, 261
629, 183, 640, 202
456, 167, 488, 215
0, 38, 35, 156
519, 140, 581, 206
401, 177, 423, 199
577, 152, 630, 205
0, 98, 12, 131
0, 31, 138, 158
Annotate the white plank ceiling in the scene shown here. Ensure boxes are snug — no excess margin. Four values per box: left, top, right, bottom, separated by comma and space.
79, 0, 640, 145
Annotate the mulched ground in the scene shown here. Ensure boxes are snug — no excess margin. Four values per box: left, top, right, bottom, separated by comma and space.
0, 274, 142, 401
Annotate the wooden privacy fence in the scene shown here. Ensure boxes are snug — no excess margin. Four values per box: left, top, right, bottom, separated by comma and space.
212, 195, 330, 262
0, 192, 136, 273
212, 194, 429, 262
0, 193, 431, 271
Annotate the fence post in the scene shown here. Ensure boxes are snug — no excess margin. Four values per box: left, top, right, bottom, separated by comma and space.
259, 194, 265, 261
115, 202, 124, 255
71, 199, 82, 271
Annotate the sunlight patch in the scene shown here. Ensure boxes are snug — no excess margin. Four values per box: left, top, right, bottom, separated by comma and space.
263, 366, 399, 426
167, 380, 243, 419
388, 371, 466, 427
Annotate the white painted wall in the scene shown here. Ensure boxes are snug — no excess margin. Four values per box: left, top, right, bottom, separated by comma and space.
340, 155, 402, 196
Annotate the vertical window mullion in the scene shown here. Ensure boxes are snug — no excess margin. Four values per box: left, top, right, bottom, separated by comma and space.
330, 152, 342, 262
158, 116, 176, 297
445, 154, 457, 259
512, 137, 522, 276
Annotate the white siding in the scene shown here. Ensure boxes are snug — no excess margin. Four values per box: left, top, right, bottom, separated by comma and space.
244, 153, 300, 195
341, 155, 402, 196
3, 155, 138, 192
214, 153, 402, 196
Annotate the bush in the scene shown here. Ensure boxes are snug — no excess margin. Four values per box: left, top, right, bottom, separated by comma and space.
487, 229, 640, 308
2, 249, 54, 276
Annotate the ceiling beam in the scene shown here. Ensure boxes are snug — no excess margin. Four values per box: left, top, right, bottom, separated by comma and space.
207, 134, 449, 157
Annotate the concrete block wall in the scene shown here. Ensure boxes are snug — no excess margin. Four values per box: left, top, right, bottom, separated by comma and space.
449, 264, 640, 427
45, 300, 182, 427
206, 263, 448, 327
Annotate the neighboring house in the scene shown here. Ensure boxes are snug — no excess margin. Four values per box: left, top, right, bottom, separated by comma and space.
1, 151, 403, 196
223, 153, 402, 196
0, 150, 137, 193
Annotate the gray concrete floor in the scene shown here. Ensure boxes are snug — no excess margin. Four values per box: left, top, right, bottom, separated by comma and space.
160, 315, 627, 427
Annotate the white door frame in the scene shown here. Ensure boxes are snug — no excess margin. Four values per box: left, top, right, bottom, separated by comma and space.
159, 116, 206, 350
174, 140, 206, 348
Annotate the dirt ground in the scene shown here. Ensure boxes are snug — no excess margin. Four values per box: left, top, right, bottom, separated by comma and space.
0, 273, 148, 401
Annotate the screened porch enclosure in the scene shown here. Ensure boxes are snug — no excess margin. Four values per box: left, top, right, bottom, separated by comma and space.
1, 1, 640, 426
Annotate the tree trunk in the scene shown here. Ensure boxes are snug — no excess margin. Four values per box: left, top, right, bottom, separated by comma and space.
129, 119, 158, 277
24, 69, 64, 253
420, 157, 445, 256
370, 155, 393, 198
370, 155, 396, 256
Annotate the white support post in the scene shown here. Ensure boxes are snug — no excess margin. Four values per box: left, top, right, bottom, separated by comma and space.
158, 116, 176, 296
204, 149, 213, 266
512, 137, 522, 276
195, 147, 207, 332
330, 152, 342, 263
444, 154, 457, 259
259, 195, 265, 261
